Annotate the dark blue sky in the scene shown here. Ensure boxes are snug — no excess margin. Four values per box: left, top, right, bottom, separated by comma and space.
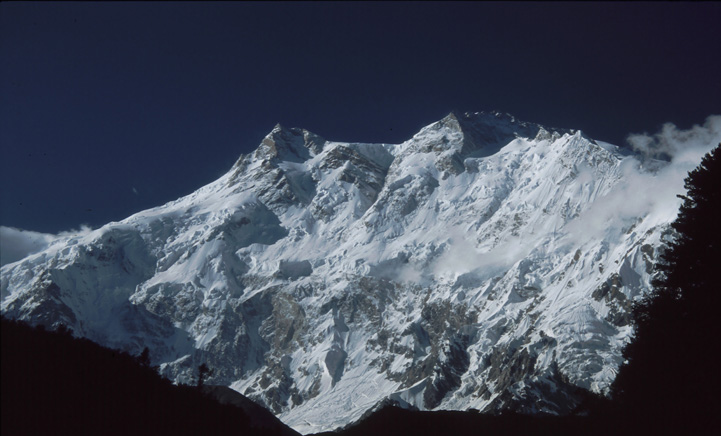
1, 2, 720, 234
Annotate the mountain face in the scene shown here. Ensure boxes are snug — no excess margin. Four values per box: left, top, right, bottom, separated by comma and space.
1, 112, 673, 433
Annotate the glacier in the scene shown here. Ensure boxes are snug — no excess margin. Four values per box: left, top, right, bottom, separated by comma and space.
1, 111, 707, 433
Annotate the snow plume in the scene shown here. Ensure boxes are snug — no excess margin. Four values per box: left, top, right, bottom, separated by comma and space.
432, 229, 481, 278
432, 229, 532, 280
566, 116, 720, 246
0, 225, 93, 266
627, 115, 721, 161
56, 224, 94, 238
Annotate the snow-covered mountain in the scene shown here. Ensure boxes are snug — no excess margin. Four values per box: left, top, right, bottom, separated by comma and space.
0, 112, 691, 433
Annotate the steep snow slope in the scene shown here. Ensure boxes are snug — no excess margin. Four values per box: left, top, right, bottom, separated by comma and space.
0, 112, 694, 433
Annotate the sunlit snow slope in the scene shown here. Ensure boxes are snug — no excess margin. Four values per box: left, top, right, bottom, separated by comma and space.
1, 112, 703, 433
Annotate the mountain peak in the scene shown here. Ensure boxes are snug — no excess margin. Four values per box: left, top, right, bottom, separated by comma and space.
412, 111, 553, 161
3, 111, 681, 434
254, 124, 326, 163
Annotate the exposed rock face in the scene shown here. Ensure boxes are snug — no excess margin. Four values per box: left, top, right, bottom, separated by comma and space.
1, 112, 687, 433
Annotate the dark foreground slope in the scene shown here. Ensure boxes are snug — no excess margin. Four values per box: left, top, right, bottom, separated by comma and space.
1, 317, 297, 436
310, 406, 623, 436
310, 402, 703, 436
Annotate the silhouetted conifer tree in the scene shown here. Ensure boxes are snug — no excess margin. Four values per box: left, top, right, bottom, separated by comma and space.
197, 363, 212, 390
137, 347, 151, 368
612, 145, 720, 430
55, 323, 72, 337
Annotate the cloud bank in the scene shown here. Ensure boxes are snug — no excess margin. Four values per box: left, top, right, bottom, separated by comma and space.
0, 225, 93, 267
0, 227, 56, 266
627, 115, 721, 162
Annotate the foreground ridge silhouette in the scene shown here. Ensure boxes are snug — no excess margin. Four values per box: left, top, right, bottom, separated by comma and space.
0, 316, 298, 436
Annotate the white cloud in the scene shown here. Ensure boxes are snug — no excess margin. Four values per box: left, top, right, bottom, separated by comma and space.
0, 225, 93, 267
0, 227, 56, 266
627, 115, 721, 161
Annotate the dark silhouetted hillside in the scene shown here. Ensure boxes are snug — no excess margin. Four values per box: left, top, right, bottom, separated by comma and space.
308, 405, 623, 436
1, 317, 295, 436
